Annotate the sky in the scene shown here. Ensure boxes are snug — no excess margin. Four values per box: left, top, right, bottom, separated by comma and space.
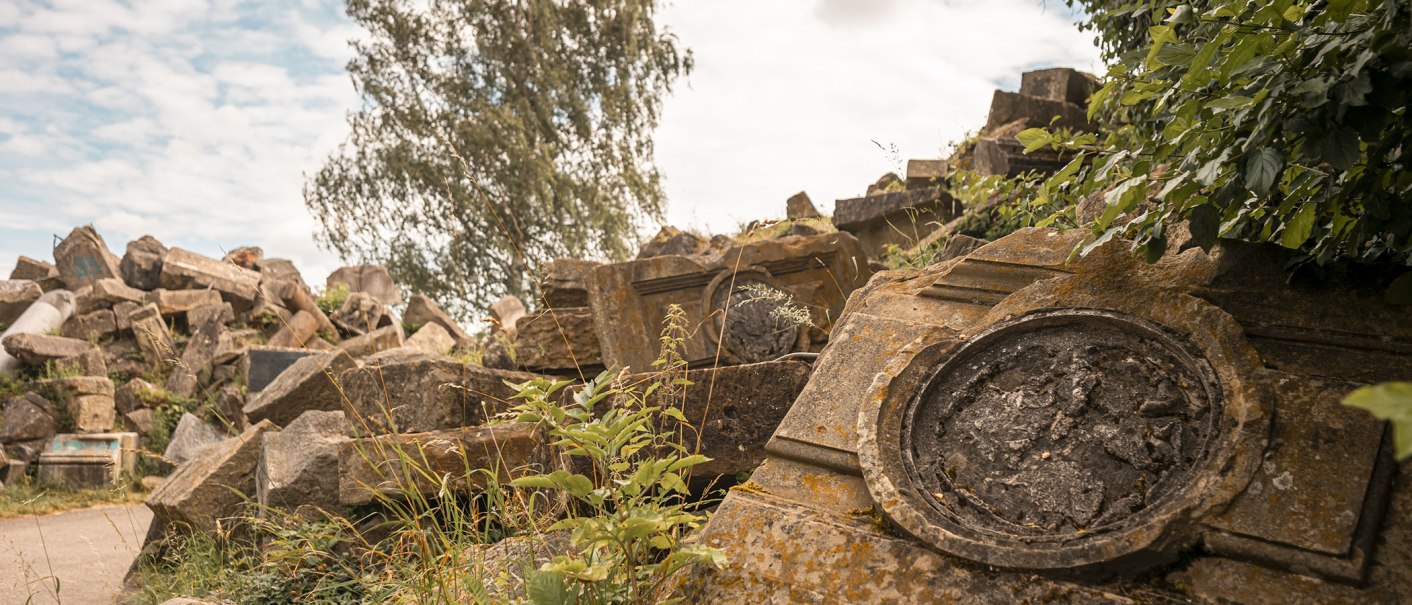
0, 0, 1102, 293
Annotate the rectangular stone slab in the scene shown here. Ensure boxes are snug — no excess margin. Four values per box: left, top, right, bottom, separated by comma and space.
588, 233, 870, 373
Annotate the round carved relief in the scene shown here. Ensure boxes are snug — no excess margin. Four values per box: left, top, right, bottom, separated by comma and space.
861, 308, 1233, 571
703, 268, 802, 364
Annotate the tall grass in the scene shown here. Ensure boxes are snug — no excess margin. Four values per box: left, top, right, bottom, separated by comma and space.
132, 304, 723, 605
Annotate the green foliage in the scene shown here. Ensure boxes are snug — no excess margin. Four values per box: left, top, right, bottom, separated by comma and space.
317, 283, 351, 316
304, 0, 692, 319
1344, 382, 1412, 459
504, 372, 725, 604
1038, 0, 1412, 276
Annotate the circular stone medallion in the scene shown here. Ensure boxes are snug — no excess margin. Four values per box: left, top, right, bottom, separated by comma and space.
703, 269, 803, 364
863, 308, 1229, 570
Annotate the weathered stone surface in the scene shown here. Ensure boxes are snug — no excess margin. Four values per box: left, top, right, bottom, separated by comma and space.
221, 246, 263, 269
1020, 67, 1097, 105
215, 383, 244, 431
865, 172, 903, 196
159, 248, 261, 312
327, 264, 402, 306
51, 346, 107, 377
261, 277, 336, 334
89, 277, 145, 308
542, 259, 600, 309
937, 233, 988, 262
832, 187, 960, 257
163, 413, 226, 466
186, 302, 233, 329
243, 350, 354, 427
403, 294, 468, 342
512, 308, 601, 372
54, 226, 122, 290
266, 309, 320, 349
257, 410, 350, 511
984, 89, 1093, 133
629, 361, 809, 482
329, 291, 384, 335
679, 228, 1412, 602
1, 333, 95, 366
336, 324, 405, 359
115, 377, 162, 414
147, 420, 276, 532
45, 376, 117, 433
786, 191, 822, 220
404, 322, 455, 355
0, 280, 42, 324
0, 289, 76, 375
146, 288, 224, 317
37, 432, 138, 487
166, 314, 225, 398
589, 232, 871, 372
124, 408, 156, 437
338, 423, 543, 506
61, 309, 118, 340
462, 531, 572, 602
254, 258, 306, 289
128, 303, 176, 367
340, 350, 540, 435
121, 235, 167, 291
905, 159, 948, 185
1, 393, 57, 443
243, 346, 316, 392
637, 226, 709, 259
11, 256, 58, 282
489, 294, 526, 331
973, 134, 1070, 178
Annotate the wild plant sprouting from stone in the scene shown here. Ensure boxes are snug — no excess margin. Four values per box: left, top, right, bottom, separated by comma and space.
737, 283, 815, 330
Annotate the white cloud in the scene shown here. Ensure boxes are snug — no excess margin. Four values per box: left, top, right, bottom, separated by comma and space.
0, 0, 1101, 306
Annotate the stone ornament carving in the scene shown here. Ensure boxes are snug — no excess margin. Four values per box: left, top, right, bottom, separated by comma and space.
702, 268, 804, 365
859, 308, 1265, 573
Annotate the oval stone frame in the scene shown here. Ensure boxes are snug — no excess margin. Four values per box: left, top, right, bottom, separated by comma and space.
701, 267, 806, 365
858, 307, 1270, 573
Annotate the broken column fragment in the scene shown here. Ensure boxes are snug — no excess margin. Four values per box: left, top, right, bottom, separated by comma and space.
0, 290, 76, 375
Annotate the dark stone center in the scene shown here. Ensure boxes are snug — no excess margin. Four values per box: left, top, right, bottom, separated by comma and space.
909, 316, 1215, 540
714, 278, 799, 363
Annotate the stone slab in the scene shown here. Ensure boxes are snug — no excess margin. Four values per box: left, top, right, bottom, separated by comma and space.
588, 232, 871, 373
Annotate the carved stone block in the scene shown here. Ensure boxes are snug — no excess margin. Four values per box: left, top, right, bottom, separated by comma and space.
674, 228, 1412, 603
588, 233, 871, 373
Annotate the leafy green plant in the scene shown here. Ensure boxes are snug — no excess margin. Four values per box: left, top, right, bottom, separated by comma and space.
317, 283, 352, 316
1344, 382, 1412, 459
1031, 0, 1411, 276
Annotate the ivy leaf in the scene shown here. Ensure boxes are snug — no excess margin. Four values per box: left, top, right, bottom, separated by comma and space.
1317, 126, 1361, 170
1280, 203, 1317, 249
1015, 128, 1053, 153
1188, 203, 1220, 250
1343, 382, 1412, 459
527, 570, 569, 605
1244, 148, 1283, 195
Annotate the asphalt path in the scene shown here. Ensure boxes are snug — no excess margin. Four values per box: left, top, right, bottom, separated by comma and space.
0, 503, 152, 605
